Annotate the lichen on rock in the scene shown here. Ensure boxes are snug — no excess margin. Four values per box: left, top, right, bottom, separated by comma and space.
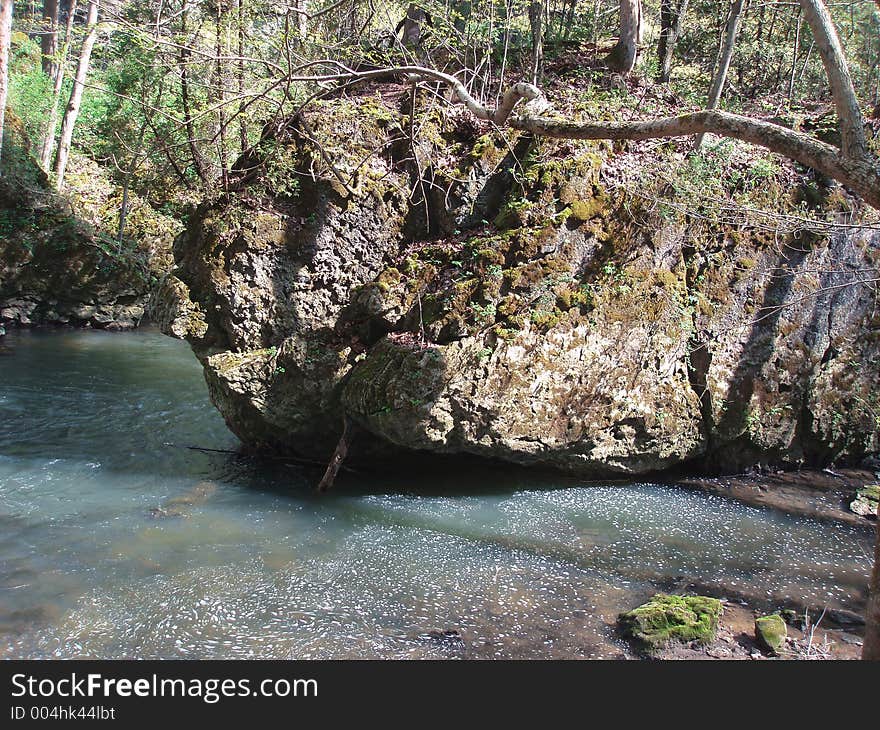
160, 87, 880, 475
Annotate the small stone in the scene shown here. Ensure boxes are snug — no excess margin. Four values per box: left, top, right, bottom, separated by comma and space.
850, 484, 879, 517
755, 614, 787, 654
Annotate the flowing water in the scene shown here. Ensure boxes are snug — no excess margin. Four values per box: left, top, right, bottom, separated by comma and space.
0, 328, 873, 659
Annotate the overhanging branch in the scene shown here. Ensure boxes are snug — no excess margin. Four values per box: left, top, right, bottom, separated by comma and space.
509, 110, 880, 209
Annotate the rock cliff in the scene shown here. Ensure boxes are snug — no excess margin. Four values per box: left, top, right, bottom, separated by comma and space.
0, 114, 178, 331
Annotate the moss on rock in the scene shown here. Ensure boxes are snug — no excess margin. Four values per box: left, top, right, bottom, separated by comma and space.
850, 484, 879, 517
754, 614, 787, 654
618, 594, 723, 651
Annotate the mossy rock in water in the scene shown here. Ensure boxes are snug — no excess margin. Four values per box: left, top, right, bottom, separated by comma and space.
618, 594, 723, 651
755, 614, 787, 654
850, 484, 879, 518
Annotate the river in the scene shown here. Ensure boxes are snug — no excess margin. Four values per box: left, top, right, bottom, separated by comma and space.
0, 328, 872, 658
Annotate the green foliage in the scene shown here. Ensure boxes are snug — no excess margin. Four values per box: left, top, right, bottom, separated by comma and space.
8, 36, 52, 145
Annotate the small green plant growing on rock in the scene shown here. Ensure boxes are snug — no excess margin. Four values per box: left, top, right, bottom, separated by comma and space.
618, 594, 723, 651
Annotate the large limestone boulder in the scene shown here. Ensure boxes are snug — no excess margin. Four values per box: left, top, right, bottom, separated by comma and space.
160, 90, 880, 474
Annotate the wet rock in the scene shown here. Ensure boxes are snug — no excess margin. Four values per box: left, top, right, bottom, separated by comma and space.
425, 629, 464, 646
618, 594, 723, 651
146, 507, 187, 520
824, 608, 865, 628
755, 614, 787, 654
850, 484, 879, 518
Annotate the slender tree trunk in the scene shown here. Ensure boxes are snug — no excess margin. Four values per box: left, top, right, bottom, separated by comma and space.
605, 0, 641, 75
528, 0, 544, 85
694, 0, 745, 150
215, 2, 229, 191
237, 0, 247, 154
788, 7, 803, 99
0, 0, 12, 174
41, 0, 59, 79
657, 0, 689, 83
53, 0, 99, 191
863, 502, 880, 659
117, 122, 146, 243
297, 0, 307, 40
39, 0, 76, 172
179, 2, 207, 184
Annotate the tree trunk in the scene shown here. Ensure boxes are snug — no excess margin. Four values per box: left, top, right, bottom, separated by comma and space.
296, 0, 307, 40
39, 0, 77, 172
215, 2, 229, 191
396, 4, 429, 47
179, 2, 208, 184
605, 0, 641, 75
53, 0, 99, 191
528, 0, 544, 85
657, 0, 689, 83
694, 0, 745, 150
864, 502, 880, 659
117, 122, 146, 243
0, 0, 11, 174
799, 0, 867, 158
787, 7, 803, 100
237, 0, 247, 154
41, 0, 59, 79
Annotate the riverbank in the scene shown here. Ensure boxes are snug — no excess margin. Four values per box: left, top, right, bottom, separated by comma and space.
673, 467, 878, 529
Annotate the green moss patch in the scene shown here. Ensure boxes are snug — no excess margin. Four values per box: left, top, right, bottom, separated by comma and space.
618, 594, 723, 651
754, 614, 787, 654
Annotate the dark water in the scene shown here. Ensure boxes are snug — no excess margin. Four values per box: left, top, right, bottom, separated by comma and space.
0, 329, 873, 658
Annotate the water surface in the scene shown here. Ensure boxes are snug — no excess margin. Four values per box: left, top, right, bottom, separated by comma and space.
0, 329, 872, 658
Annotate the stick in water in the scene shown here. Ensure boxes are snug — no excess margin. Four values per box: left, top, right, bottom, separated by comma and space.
317, 416, 353, 492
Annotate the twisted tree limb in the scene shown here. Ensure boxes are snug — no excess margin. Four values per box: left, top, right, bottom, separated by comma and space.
287, 0, 878, 210
509, 110, 880, 209
291, 60, 879, 209
287, 62, 546, 125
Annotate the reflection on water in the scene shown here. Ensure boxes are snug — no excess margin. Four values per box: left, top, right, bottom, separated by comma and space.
0, 329, 873, 658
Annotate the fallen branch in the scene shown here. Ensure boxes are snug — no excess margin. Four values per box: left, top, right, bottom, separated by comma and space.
317, 416, 354, 493
282, 62, 878, 209
285, 61, 548, 125
509, 110, 880, 209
